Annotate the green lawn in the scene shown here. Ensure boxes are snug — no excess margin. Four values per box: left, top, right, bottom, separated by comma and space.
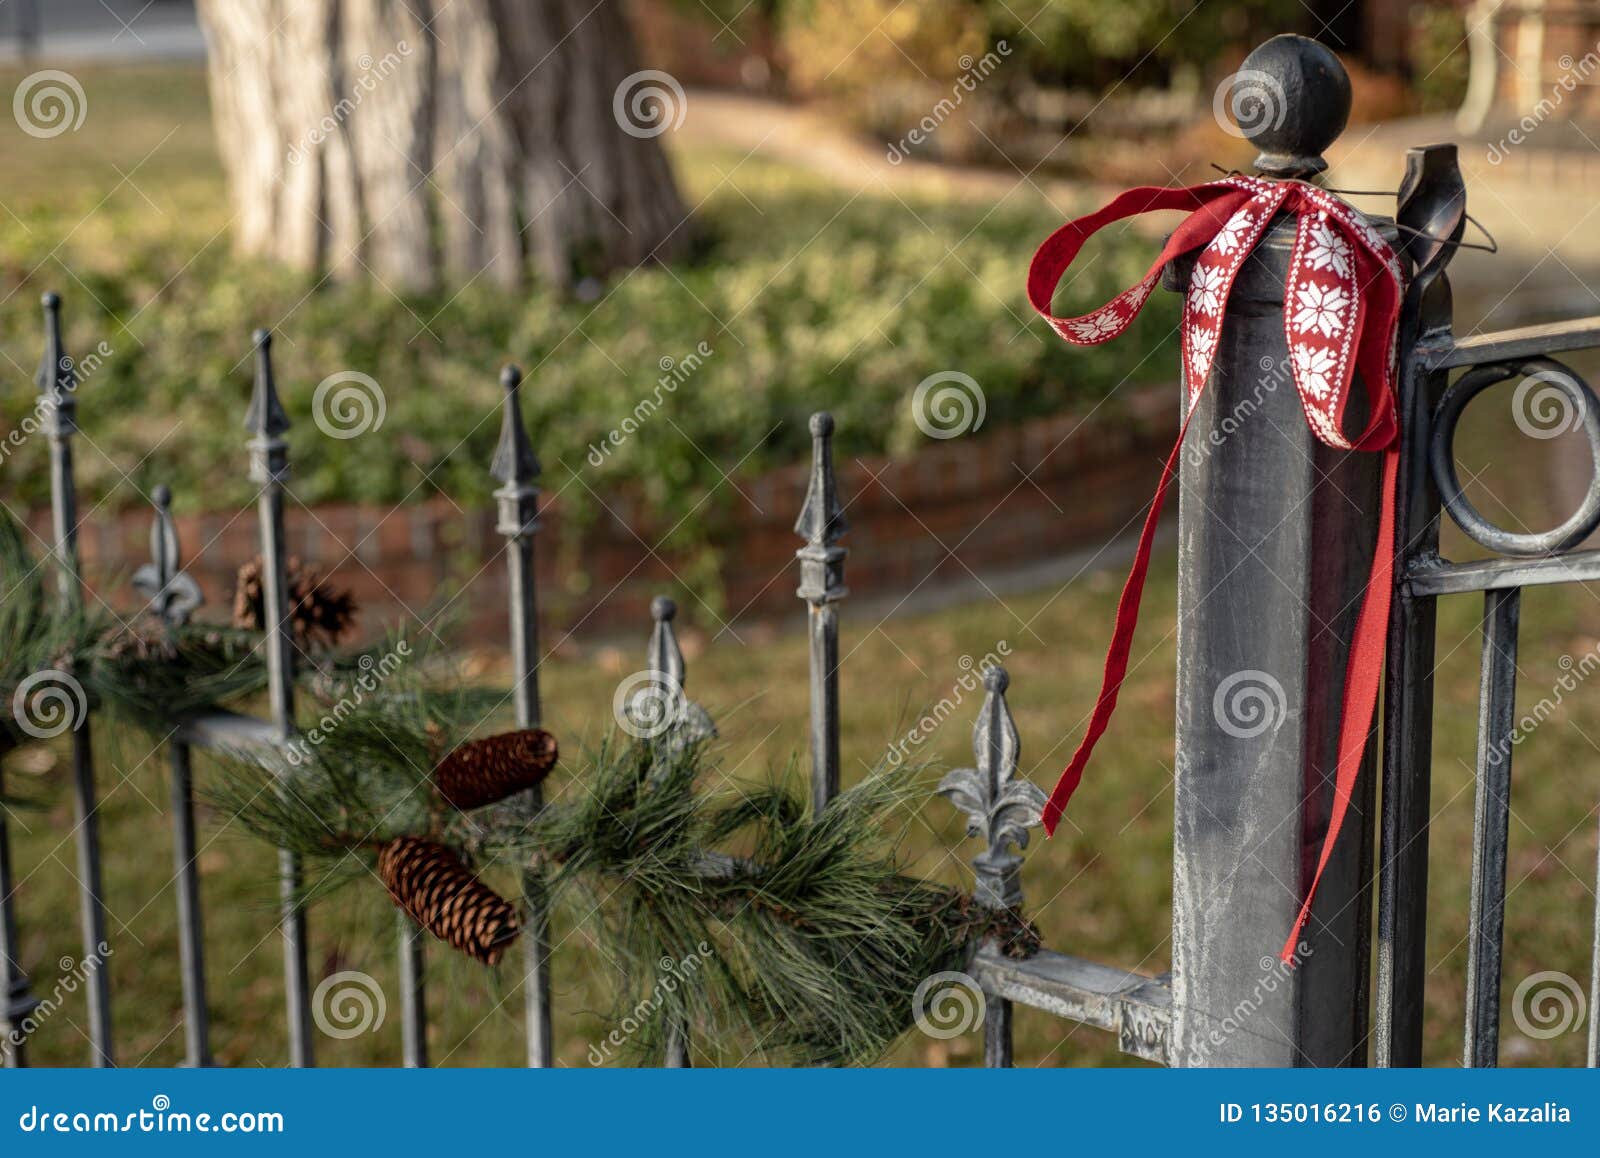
2, 65, 1599, 1069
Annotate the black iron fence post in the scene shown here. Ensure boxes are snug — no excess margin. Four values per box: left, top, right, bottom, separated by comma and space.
1374, 144, 1464, 1067
491, 365, 553, 1068
938, 666, 1046, 1069
38, 293, 114, 1067
134, 484, 212, 1067
795, 412, 847, 814
0, 795, 37, 1067
1167, 38, 1377, 1067
245, 329, 315, 1067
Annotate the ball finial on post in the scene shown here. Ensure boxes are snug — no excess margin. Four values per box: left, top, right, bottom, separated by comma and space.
1228, 33, 1351, 178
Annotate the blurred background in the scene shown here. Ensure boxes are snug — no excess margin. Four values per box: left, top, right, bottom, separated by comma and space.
1, 0, 1598, 1068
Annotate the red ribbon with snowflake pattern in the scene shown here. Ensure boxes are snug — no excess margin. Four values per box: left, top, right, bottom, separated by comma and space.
1027, 175, 1405, 961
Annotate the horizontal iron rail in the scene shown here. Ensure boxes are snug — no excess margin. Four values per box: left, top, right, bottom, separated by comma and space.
969, 945, 1171, 1064
170, 709, 283, 751
1419, 317, 1600, 370
1406, 549, 1600, 596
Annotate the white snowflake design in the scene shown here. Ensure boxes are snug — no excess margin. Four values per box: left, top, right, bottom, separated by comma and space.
1067, 310, 1123, 341
1291, 281, 1349, 338
1122, 278, 1155, 311
1186, 326, 1219, 384
1210, 209, 1255, 257
1291, 343, 1338, 399
1188, 263, 1226, 316
1303, 217, 1353, 277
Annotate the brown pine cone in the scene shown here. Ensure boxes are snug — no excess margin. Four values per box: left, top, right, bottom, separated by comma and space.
233, 556, 357, 649
376, 837, 521, 966
433, 729, 558, 811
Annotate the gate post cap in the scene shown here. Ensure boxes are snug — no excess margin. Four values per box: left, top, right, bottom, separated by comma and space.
1231, 33, 1350, 178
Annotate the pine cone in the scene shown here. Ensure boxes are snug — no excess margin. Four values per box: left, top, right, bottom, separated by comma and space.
233, 556, 357, 650
377, 837, 521, 965
433, 729, 558, 811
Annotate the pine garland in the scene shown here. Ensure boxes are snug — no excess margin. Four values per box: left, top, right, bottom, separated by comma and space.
377, 837, 520, 965
210, 690, 1030, 1066
434, 728, 558, 810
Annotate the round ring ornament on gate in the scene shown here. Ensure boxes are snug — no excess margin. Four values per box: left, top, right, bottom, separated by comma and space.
1428, 357, 1600, 556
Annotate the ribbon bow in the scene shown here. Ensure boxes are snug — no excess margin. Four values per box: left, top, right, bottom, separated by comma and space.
1027, 175, 1405, 960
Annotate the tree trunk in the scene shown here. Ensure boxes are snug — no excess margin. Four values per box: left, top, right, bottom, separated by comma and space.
195, 0, 691, 292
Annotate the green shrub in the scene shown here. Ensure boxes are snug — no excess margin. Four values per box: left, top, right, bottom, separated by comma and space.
0, 113, 1178, 606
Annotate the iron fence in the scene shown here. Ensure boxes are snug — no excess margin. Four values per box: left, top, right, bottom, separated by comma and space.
3, 33, 1600, 1071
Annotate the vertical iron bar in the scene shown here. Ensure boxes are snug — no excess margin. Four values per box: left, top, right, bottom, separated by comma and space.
137, 486, 211, 1067
169, 741, 211, 1066
0, 761, 37, 1067
1376, 145, 1465, 1067
246, 329, 314, 1067
983, 1000, 1013, 1069
39, 291, 113, 1066
491, 365, 552, 1068
647, 596, 691, 1068
399, 917, 428, 1067
794, 412, 847, 815
1462, 588, 1520, 1067
1590, 810, 1599, 1068
936, 667, 1042, 1069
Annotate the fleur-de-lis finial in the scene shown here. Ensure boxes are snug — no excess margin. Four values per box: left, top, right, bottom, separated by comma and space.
131, 484, 203, 626
938, 666, 1046, 910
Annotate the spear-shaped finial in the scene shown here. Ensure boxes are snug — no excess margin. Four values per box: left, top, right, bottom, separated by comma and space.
793, 412, 848, 553
244, 328, 290, 439
648, 596, 685, 692
491, 364, 541, 486
36, 291, 75, 432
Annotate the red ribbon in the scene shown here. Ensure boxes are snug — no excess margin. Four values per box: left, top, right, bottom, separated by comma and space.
1027, 175, 1405, 961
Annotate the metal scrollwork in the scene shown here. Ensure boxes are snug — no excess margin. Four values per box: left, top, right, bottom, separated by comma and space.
1429, 356, 1600, 556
